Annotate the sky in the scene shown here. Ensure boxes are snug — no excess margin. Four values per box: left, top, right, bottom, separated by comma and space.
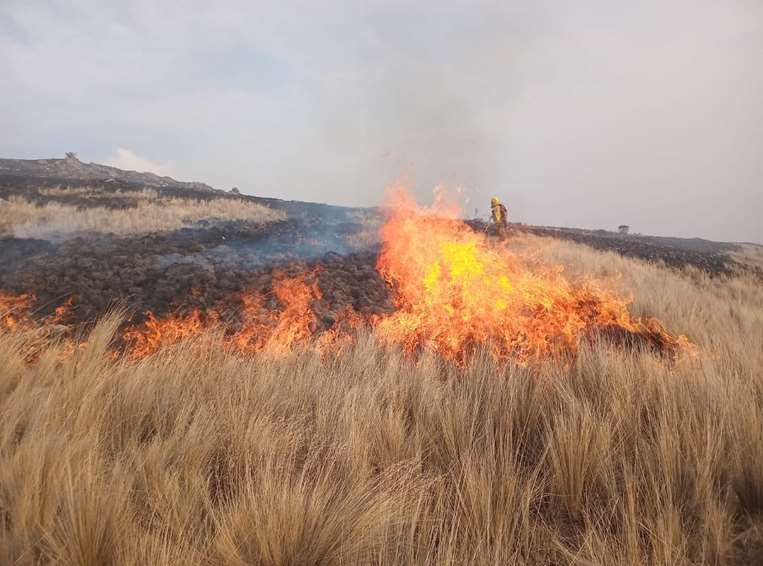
1, 1, 761, 242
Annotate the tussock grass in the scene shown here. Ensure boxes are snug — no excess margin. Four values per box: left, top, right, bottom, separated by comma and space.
732, 244, 763, 271
0, 194, 284, 239
1, 240, 762, 564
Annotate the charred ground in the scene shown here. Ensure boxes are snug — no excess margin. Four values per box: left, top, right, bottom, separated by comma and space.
0, 164, 390, 342
0, 164, 756, 332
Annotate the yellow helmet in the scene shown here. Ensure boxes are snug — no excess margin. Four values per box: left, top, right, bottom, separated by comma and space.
491, 197, 500, 206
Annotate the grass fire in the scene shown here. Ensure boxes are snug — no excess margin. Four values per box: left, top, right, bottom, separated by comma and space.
2, 189, 690, 366
3, 3, 763, 561
1, 176, 761, 565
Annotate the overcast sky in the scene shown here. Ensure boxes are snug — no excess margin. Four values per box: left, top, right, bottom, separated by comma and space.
2, 1, 761, 242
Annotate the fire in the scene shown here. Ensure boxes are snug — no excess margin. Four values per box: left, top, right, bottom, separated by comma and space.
123, 271, 364, 359
1, 293, 76, 331
3, 188, 690, 366
52, 296, 75, 324
232, 272, 322, 355
0, 292, 80, 363
0, 292, 34, 331
122, 309, 208, 360
374, 189, 688, 364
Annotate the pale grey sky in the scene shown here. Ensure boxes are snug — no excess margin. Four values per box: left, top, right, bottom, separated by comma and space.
2, 1, 762, 241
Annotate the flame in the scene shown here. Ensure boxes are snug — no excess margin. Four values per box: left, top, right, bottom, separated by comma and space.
52, 296, 75, 324
2, 188, 690, 366
0, 292, 81, 363
0, 292, 34, 331
232, 272, 322, 355
123, 271, 365, 360
230, 271, 367, 356
123, 309, 208, 360
1, 293, 76, 332
374, 188, 688, 365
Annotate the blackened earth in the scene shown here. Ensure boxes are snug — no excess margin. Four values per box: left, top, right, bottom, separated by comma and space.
0, 219, 393, 327
2, 175, 757, 333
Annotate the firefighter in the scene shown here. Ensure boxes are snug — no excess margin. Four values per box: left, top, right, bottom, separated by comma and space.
490, 196, 508, 240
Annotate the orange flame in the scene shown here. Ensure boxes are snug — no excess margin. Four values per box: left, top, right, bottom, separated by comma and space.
122, 309, 207, 360
233, 272, 321, 355
52, 296, 75, 324
374, 188, 688, 365
3, 188, 690, 366
0, 292, 81, 364
122, 271, 365, 360
1, 293, 77, 332
0, 292, 34, 331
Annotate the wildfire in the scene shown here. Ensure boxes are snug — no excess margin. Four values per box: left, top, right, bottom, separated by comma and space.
122, 309, 208, 360
0, 292, 34, 331
374, 188, 689, 364
1, 293, 76, 331
232, 272, 321, 355
122, 270, 365, 360
2, 188, 691, 366
0, 292, 80, 363
52, 296, 75, 324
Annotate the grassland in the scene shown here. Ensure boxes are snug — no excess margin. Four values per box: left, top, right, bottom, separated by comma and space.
1, 237, 762, 565
0, 193, 284, 239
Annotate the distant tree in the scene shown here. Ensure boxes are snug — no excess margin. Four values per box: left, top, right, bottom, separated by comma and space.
230, 187, 240, 194
65, 152, 78, 160
618, 225, 630, 235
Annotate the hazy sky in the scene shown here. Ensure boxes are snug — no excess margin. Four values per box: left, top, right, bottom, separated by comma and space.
2, 1, 761, 242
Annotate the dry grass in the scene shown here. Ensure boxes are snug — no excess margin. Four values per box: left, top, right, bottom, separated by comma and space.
1, 238, 762, 565
37, 187, 160, 199
0, 194, 284, 239
731, 244, 763, 271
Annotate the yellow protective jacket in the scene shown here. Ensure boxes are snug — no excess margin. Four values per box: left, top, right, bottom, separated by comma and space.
491, 203, 508, 225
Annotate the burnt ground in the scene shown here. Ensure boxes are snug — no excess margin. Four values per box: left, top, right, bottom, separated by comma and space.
0, 220, 392, 327
2, 175, 758, 329
2, 216, 754, 331
1, 175, 389, 328
467, 220, 758, 277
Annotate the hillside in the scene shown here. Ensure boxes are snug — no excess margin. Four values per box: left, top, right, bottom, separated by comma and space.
0, 153, 215, 192
1, 156, 758, 284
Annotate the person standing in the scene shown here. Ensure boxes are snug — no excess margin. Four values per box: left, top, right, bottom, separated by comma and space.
490, 197, 508, 240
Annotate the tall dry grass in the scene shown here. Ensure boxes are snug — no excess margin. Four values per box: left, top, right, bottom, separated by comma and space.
1, 238, 762, 565
731, 244, 763, 272
0, 194, 284, 239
